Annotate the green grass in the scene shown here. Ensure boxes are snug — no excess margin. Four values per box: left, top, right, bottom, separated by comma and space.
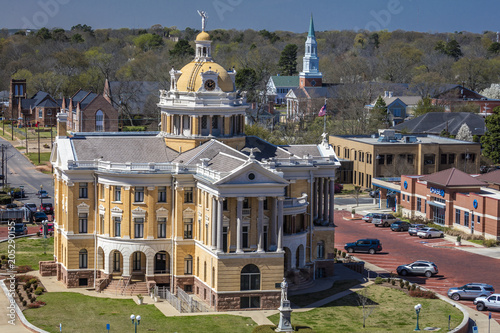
25, 152, 51, 165
269, 284, 463, 333
0, 236, 53, 270
289, 279, 361, 307
25, 293, 256, 333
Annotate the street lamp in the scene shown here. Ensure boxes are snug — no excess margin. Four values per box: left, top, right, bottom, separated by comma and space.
130, 314, 141, 333
40, 184, 43, 206
414, 303, 422, 331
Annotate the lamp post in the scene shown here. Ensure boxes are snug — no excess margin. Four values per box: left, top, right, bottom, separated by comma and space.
40, 184, 43, 206
414, 303, 422, 331
130, 314, 141, 333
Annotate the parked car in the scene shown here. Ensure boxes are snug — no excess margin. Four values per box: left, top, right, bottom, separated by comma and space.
39, 223, 54, 234
334, 183, 343, 193
6, 203, 17, 209
390, 221, 411, 232
369, 189, 380, 198
13, 223, 28, 236
448, 283, 495, 301
408, 224, 426, 236
33, 211, 48, 223
40, 203, 53, 215
362, 213, 376, 223
344, 239, 382, 254
417, 227, 444, 239
25, 203, 38, 213
474, 294, 500, 311
11, 188, 26, 198
372, 214, 397, 227
37, 190, 49, 198
397, 260, 438, 277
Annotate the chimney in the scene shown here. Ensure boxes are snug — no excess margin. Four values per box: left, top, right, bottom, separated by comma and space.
56, 112, 68, 138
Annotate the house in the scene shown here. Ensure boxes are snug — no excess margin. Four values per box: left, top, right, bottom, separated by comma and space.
266, 76, 299, 105
392, 112, 486, 136
329, 129, 481, 194
432, 84, 500, 116
366, 91, 422, 125
44, 21, 340, 312
66, 89, 118, 132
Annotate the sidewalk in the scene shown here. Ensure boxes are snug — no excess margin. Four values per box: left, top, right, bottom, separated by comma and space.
0, 277, 32, 332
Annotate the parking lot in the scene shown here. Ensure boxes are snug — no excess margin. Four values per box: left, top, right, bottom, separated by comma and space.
333, 208, 500, 323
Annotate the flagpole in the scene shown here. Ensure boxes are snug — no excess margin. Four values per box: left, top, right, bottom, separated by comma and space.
323, 98, 327, 134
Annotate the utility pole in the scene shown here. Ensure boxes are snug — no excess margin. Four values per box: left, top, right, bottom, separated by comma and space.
1, 144, 4, 189
25, 115, 28, 154
38, 125, 40, 164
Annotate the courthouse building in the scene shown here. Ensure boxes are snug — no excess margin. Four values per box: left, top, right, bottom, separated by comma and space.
44, 19, 340, 311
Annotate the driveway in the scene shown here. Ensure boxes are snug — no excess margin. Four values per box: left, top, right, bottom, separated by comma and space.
333, 209, 500, 323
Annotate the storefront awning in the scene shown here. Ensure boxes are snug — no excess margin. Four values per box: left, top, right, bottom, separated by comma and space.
428, 200, 446, 209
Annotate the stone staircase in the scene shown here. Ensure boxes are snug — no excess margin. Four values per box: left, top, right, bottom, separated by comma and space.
288, 270, 315, 292
102, 278, 149, 296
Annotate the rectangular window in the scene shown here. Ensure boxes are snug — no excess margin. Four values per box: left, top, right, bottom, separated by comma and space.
38, 109, 43, 118
114, 217, 121, 237
354, 151, 357, 161
134, 218, 144, 238
184, 187, 193, 203
448, 154, 455, 164
455, 209, 461, 224
402, 194, 405, 201
158, 218, 166, 238
133, 252, 141, 271
424, 200, 427, 213
201, 116, 208, 129
240, 296, 260, 309
464, 212, 469, 227
100, 184, 105, 199
212, 116, 219, 129
134, 187, 144, 202
417, 198, 421, 212
440, 154, 447, 164
407, 154, 414, 164
100, 215, 104, 233
184, 218, 193, 239
158, 186, 167, 202
424, 154, 435, 165
79, 213, 88, 233
477, 215, 480, 224
223, 199, 228, 211
114, 186, 121, 202
378, 155, 385, 165
242, 226, 249, 248
79, 183, 88, 198
386, 154, 393, 165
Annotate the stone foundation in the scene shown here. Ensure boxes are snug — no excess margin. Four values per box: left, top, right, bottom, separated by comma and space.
39, 261, 57, 276
217, 292, 280, 311
174, 276, 194, 292
315, 259, 335, 276
58, 264, 95, 288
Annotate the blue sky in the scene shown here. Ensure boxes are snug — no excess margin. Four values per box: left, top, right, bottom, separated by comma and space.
2, 0, 499, 33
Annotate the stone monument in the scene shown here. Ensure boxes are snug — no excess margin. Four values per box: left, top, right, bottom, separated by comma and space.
276, 278, 293, 332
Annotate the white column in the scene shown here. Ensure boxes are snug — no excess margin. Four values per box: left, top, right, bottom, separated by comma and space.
323, 178, 329, 222
104, 251, 112, 275
329, 178, 335, 226
313, 178, 318, 220
236, 197, 244, 253
257, 197, 265, 253
270, 197, 277, 248
318, 178, 323, 222
146, 254, 154, 276
122, 255, 131, 276
277, 197, 284, 252
211, 196, 217, 250
216, 197, 224, 253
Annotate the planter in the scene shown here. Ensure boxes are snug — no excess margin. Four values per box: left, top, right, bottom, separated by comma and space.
351, 214, 355, 218
137, 297, 143, 305
455, 242, 461, 246
154, 296, 158, 303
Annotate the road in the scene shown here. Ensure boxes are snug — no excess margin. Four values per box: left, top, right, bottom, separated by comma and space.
334, 196, 375, 206
333, 209, 500, 323
1, 137, 53, 201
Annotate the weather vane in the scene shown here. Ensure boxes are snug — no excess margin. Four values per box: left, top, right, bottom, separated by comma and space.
197, 10, 207, 31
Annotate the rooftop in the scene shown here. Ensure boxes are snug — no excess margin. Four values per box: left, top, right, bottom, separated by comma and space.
331, 133, 479, 146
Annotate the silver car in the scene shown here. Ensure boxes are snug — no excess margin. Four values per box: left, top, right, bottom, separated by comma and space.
448, 283, 495, 301
372, 214, 397, 227
408, 224, 426, 236
417, 227, 444, 239
397, 260, 438, 277
474, 294, 500, 311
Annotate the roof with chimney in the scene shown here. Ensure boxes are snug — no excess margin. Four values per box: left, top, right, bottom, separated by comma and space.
392, 112, 486, 136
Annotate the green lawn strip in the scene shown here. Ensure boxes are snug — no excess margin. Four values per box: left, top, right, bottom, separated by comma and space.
25, 293, 255, 333
289, 279, 361, 307
25, 152, 51, 165
269, 284, 463, 333
0, 237, 53, 270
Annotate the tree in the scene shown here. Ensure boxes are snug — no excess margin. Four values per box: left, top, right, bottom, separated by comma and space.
278, 44, 298, 76
372, 96, 388, 128
481, 106, 500, 163
456, 123, 473, 142
487, 42, 500, 54
357, 289, 377, 329
480, 84, 500, 99
134, 33, 163, 51
435, 39, 462, 60
71, 33, 84, 44
169, 39, 194, 58
413, 97, 444, 117
235, 67, 257, 100
36, 27, 51, 40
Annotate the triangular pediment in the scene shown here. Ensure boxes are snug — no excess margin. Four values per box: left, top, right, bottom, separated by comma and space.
286, 89, 297, 99
183, 207, 195, 218
215, 161, 288, 186
111, 206, 123, 213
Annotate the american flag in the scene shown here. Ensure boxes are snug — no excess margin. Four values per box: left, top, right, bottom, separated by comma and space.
318, 104, 326, 117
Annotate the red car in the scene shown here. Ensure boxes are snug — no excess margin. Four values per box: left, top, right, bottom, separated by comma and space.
40, 203, 53, 215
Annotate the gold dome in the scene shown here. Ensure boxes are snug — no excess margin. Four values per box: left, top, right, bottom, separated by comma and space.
196, 31, 211, 41
177, 61, 234, 92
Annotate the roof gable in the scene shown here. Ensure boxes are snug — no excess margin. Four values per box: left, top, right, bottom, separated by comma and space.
476, 169, 500, 185
215, 160, 288, 186
271, 76, 300, 87
420, 168, 486, 187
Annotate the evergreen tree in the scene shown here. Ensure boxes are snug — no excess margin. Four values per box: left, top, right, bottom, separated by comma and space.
413, 97, 444, 117
278, 44, 298, 76
169, 39, 194, 58
372, 96, 388, 127
481, 106, 500, 163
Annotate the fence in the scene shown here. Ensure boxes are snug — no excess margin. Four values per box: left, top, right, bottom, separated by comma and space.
155, 286, 210, 313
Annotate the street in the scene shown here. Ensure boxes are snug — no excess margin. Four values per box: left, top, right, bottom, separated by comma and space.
333, 209, 500, 323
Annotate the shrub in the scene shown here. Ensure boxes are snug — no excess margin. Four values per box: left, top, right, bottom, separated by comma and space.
0, 254, 5, 260
484, 239, 498, 247
17, 275, 36, 283
387, 277, 391, 283
16, 265, 33, 273
22, 300, 27, 307
19, 295, 24, 302
400, 280, 405, 288
456, 235, 462, 243
409, 288, 438, 299
391, 280, 396, 286
27, 303, 40, 308
34, 288, 43, 295
333, 248, 338, 256
374, 276, 383, 284
342, 252, 346, 258
411, 284, 416, 291
36, 231, 41, 237
122, 125, 147, 132
404, 280, 409, 288
23, 285, 28, 290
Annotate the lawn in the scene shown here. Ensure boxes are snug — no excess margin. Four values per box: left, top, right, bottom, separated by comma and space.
25, 293, 256, 333
290, 279, 361, 307
269, 284, 463, 333
0, 236, 53, 270
25, 152, 51, 166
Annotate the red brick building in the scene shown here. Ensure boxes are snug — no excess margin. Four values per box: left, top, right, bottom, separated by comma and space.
400, 168, 500, 240
65, 89, 118, 132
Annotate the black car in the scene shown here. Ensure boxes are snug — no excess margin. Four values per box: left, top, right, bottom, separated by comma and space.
33, 211, 48, 223
390, 221, 411, 232
344, 239, 382, 254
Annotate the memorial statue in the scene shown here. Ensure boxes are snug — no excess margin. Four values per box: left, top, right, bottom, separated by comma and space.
280, 277, 288, 301
197, 10, 207, 31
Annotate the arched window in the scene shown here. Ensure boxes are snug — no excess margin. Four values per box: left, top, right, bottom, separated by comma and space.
317, 241, 325, 259
95, 110, 104, 132
79, 249, 88, 269
184, 255, 193, 275
240, 264, 260, 290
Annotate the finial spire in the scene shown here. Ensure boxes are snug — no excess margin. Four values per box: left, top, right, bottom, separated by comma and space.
197, 10, 207, 31
308, 14, 315, 37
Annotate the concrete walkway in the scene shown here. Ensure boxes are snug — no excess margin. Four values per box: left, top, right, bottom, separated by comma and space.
0, 277, 32, 332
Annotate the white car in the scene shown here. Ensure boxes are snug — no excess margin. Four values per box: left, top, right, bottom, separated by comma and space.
474, 294, 500, 311
417, 227, 444, 239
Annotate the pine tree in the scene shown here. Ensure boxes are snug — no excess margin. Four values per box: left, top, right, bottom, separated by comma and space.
372, 96, 388, 128
481, 106, 500, 163
278, 44, 298, 76
456, 123, 473, 142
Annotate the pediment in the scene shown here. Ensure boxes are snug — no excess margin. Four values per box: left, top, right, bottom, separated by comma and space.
77, 202, 90, 213
183, 207, 195, 218
215, 161, 288, 186
111, 206, 123, 214
156, 207, 169, 217
132, 206, 146, 217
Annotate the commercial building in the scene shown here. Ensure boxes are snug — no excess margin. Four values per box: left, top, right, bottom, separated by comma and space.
43, 18, 340, 312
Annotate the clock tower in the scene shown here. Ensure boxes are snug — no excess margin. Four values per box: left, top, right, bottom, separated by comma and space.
299, 15, 323, 88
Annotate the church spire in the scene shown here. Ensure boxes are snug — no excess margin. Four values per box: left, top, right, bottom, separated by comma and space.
308, 14, 315, 38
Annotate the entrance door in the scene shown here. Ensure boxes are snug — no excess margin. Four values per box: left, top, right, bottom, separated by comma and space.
113, 251, 121, 272
471, 213, 475, 234
155, 252, 167, 274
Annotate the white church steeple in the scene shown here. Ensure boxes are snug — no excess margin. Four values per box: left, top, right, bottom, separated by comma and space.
299, 14, 322, 87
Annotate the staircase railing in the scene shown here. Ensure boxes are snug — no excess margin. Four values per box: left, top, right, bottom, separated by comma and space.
121, 277, 131, 296
115, 277, 123, 296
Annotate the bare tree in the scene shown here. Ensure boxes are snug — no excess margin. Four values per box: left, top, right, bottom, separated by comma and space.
357, 288, 377, 329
